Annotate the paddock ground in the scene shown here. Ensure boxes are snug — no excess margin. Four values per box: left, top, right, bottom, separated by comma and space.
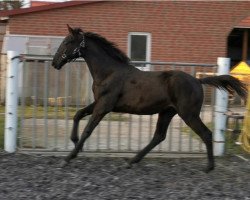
0, 151, 249, 200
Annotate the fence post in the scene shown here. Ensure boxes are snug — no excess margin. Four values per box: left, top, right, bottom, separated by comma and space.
4, 51, 19, 153
214, 57, 230, 156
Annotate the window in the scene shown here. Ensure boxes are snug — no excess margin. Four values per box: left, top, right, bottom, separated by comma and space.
2, 34, 63, 55
227, 28, 250, 67
128, 32, 151, 71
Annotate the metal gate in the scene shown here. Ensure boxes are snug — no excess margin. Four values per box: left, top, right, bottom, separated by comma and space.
18, 55, 217, 154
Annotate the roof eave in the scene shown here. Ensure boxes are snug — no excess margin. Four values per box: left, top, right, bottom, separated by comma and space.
0, 1, 103, 18
234, 26, 250, 29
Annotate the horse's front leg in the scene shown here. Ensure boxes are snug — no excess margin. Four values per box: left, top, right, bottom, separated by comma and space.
64, 96, 116, 164
71, 102, 95, 148
64, 112, 106, 163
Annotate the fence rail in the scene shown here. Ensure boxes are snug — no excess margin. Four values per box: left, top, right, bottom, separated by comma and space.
17, 55, 217, 154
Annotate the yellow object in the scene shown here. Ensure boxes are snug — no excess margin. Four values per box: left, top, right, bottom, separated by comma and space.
239, 85, 250, 153
230, 61, 250, 83
231, 61, 250, 75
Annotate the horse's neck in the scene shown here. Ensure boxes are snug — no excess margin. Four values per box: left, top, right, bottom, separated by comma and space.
82, 42, 117, 82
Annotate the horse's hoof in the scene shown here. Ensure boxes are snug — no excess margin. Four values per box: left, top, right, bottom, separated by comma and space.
123, 158, 132, 169
59, 160, 69, 168
204, 165, 215, 173
126, 163, 132, 169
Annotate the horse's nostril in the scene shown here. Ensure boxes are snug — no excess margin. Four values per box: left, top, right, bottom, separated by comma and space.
52, 60, 56, 67
52, 61, 57, 68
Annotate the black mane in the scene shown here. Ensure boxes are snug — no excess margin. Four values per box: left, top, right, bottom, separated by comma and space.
85, 32, 130, 64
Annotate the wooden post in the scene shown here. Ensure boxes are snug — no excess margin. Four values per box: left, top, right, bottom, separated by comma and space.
242, 29, 248, 61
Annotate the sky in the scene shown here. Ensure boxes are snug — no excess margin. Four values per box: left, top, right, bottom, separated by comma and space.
22, 0, 69, 8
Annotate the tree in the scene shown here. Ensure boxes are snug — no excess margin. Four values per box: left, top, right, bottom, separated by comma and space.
0, 0, 24, 11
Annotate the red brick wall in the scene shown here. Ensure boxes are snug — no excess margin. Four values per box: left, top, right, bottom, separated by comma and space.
7, 1, 250, 64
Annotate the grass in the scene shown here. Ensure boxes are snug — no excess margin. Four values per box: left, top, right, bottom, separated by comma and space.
0, 105, 128, 121
224, 125, 244, 155
0, 116, 4, 149
0, 105, 128, 149
181, 122, 246, 155
0, 105, 246, 154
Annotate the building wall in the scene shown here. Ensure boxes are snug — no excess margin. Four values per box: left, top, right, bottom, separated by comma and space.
6, 1, 250, 64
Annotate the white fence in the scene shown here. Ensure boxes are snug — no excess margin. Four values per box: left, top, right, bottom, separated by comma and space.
5, 53, 223, 155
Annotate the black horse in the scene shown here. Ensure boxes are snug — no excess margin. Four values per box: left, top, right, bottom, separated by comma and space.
52, 25, 247, 172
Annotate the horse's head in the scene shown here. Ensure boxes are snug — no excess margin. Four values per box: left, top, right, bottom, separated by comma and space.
52, 24, 85, 70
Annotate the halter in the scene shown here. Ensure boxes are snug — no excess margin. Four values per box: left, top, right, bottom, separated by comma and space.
61, 35, 85, 62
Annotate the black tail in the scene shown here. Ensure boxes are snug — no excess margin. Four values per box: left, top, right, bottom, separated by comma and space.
199, 75, 248, 100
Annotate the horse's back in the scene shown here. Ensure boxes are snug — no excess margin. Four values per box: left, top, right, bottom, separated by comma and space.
113, 69, 202, 115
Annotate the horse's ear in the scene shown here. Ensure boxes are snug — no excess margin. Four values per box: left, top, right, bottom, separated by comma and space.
67, 24, 74, 35
79, 29, 84, 35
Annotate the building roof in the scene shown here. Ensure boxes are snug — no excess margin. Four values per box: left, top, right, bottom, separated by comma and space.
2, 1, 250, 28
236, 16, 250, 28
30, 1, 55, 7
0, 1, 103, 18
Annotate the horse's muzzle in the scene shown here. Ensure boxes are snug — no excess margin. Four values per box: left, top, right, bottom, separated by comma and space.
52, 60, 62, 70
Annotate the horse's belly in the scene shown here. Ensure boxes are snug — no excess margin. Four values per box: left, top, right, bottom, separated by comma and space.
113, 94, 171, 115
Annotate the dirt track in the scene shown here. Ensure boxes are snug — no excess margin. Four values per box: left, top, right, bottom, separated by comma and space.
0, 152, 250, 200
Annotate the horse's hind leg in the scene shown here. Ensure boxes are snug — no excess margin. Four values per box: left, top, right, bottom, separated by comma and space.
127, 109, 176, 167
71, 102, 95, 147
182, 116, 214, 173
